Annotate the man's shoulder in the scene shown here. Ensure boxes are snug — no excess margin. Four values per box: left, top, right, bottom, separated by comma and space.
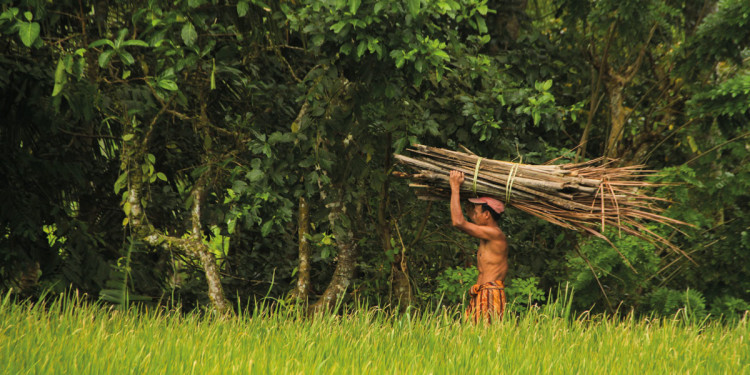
484, 224, 506, 241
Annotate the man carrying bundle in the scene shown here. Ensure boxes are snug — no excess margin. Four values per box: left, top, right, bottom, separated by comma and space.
449, 170, 508, 323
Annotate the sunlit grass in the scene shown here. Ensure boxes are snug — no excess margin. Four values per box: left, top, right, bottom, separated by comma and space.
1, 292, 748, 374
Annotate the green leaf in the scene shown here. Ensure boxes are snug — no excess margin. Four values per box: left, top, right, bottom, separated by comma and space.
542, 79, 552, 91
17, 21, 40, 47
156, 172, 167, 181
312, 34, 325, 47
407, 0, 420, 18
248, 169, 263, 182
391, 50, 406, 68
120, 39, 149, 48
210, 59, 216, 90
330, 21, 347, 34
115, 28, 129, 48
23, 11, 32, 21
188, 0, 204, 8
123, 134, 135, 141
687, 135, 699, 153
414, 58, 424, 72
52, 58, 66, 97
98, 50, 114, 68
114, 172, 128, 194
181, 23, 198, 47
340, 42, 353, 55
261, 220, 273, 237
476, 16, 487, 34
118, 50, 135, 65
433, 50, 450, 60
158, 79, 178, 91
237, 1, 250, 17
0, 8, 18, 21
88, 39, 114, 49
357, 41, 367, 58
350, 0, 361, 14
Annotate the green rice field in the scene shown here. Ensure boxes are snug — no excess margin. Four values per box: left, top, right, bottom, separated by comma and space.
1, 293, 748, 374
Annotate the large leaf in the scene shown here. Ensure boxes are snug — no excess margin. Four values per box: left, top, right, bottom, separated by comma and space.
17, 21, 40, 47
181, 22, 198, 47
52, 58, 66, 96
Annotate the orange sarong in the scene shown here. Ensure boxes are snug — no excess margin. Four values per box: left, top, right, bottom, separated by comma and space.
466, 280, 506, 324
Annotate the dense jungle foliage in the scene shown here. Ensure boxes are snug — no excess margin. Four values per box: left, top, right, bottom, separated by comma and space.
1, 0, 749, 318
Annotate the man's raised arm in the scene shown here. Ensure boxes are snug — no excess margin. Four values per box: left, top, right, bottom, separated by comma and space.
449, 170, 503, 241
449, 170, 467, 227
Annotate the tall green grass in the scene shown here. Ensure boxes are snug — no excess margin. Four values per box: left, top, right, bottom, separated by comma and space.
1, 292, 748, 374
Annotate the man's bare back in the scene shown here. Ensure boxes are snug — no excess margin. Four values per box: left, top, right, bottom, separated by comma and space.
448, 170, 508, 284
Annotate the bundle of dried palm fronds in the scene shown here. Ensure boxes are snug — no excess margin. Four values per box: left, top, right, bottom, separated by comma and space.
393, 144, 692, 263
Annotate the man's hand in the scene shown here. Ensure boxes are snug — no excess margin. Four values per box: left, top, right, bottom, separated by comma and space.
449, 170, 464, 192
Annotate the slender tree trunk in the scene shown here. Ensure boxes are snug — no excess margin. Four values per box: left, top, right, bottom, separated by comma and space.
577, 63, 606, 161
190, 181, 231, 316
603, 24, 656, 159
604, 80, 628, 159
292, 196, 312, 302
378, 135, 413, 308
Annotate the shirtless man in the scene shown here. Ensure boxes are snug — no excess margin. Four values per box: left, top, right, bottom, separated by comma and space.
449, 170, 508, 323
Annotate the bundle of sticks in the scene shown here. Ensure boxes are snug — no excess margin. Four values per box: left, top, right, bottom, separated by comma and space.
393, 144, 692, 262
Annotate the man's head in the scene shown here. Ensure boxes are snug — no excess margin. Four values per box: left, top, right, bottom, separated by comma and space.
467, 197, 504, 224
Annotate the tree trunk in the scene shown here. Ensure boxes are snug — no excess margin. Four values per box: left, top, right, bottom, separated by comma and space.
310, 197, 357, 313
121, 114, 231, 316
291, 196, 312, 302
390, 257, 413, 309
309, 228, 357, 313
16, 261, 40, 296
198, 249, 231, 315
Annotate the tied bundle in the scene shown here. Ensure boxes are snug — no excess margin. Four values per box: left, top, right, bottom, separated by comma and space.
393, 144, 692, 264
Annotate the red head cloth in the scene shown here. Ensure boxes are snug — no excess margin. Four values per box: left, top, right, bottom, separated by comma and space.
468, 197, 505, 214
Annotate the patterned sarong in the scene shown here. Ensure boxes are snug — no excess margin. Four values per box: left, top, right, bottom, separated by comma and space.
466, 280, 506, 324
